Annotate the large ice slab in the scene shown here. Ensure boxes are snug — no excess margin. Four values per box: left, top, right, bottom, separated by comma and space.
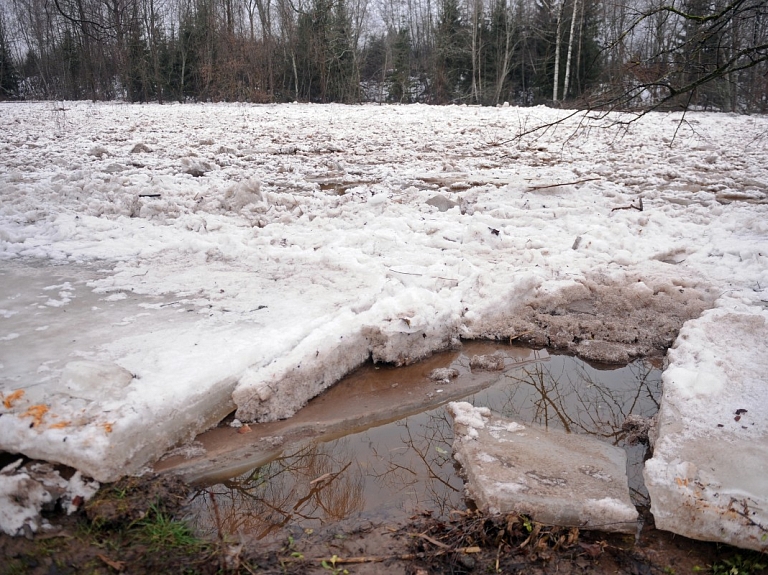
644, 306, 768, 551
0, 261, 460, 481
447, 402, 638, 533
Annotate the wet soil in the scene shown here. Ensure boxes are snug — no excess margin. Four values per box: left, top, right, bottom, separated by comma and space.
2, 478, 765, 575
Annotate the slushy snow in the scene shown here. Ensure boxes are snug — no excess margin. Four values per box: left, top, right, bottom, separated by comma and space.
0, 102, 766, 545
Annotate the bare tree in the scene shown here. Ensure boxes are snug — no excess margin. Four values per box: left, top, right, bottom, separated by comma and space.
561, 0, 577, 98
551, 0, 562, 101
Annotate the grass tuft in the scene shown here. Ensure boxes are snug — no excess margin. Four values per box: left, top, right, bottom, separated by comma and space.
132, 504, 206, 553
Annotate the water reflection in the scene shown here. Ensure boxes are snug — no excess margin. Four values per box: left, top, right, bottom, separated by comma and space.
473, 355, 662, 504
487, 356, 660, 438
185, 347, 663, 542
190, 440, 365, 541
367, 412, 462, 517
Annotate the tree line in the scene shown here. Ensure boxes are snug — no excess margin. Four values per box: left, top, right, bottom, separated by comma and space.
0, 0, 766, 111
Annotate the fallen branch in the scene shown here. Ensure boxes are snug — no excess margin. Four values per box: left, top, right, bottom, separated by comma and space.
409, 532, 452, 550
279, 545, 482, 566
508, 330, 532, 343
611, 198, 644, 212
97, 554, 125, 571
526, 178, 601, 191
279, 551, 462, 566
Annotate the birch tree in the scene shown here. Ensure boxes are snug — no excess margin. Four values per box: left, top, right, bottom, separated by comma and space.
561, 0, 576, 98
550, 0, 562, 101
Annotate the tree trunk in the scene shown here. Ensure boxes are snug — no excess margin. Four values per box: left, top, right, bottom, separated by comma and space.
551, 0, 562, 102
562, 0, 578, 99
470, 0, 480, 103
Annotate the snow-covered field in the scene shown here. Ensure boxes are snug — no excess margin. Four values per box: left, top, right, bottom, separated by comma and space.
1, 102, 767, 543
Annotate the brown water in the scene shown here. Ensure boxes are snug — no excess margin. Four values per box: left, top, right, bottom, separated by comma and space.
170, 342, 663, 544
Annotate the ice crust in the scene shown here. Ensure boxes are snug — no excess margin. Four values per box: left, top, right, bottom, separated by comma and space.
0, 101, 766, 546
644, 307, 768, 551
447, 402, 639, 532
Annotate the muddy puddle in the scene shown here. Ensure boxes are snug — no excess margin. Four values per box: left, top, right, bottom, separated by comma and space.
156, 342, 663, 546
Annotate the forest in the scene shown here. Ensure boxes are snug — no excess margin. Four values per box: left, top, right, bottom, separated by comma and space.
0, 0, 766, 111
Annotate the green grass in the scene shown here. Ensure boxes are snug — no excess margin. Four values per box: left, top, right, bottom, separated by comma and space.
695, 552, 768, 575
132, 504, 206, 553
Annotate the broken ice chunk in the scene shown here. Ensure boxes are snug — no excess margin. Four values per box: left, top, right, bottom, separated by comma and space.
469, 353, 505, 371
448, 404, 638, 533
429, 367, 459, 381
0, 460, 99, 536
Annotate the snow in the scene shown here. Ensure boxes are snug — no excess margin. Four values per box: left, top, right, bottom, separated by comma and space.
447, 401, 491, 439
0, 459, 99, 536
644, 306, 768, 551
0, 462, 52, 537
0, 102, 766, 512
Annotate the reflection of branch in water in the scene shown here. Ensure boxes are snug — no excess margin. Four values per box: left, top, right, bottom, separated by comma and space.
402, 419, 460, 493
292, 461, 353, 518
189, 441, 365, 541
498, 357, 662, 445
503, 363, 574, 432
367, 411, 463, 518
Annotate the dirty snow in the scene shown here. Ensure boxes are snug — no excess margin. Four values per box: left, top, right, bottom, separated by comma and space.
0, 459, 99, 536
0, 102, 766, 539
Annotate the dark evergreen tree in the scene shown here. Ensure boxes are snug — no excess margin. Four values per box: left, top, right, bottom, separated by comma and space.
328, 0, 357, 102
389, 27, 412, 102
127, 25, 153, 102
486, 0, 512, 103
0, 15, 19, 100
294, 0, 357, 102
433, 0, 471, 103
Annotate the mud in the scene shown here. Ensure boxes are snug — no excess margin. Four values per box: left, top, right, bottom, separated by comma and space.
85, 474, 190, 526
467, 273, 717, 364
4, 490, 763, 575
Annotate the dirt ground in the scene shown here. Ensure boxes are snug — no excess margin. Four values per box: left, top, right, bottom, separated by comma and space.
2, 473, 767, 575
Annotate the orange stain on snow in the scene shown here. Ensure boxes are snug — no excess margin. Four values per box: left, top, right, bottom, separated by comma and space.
2, 389, 25, 409
21, 404, 49, 427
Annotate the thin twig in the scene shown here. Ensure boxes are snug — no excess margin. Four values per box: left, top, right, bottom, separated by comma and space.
611, 198, 644, 212
409, 532, 452, 550
526, 178, 601, 191
279, 545, 483, 566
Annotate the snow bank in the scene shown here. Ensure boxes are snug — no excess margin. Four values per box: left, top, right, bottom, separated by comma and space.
0, 103, 766, 506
